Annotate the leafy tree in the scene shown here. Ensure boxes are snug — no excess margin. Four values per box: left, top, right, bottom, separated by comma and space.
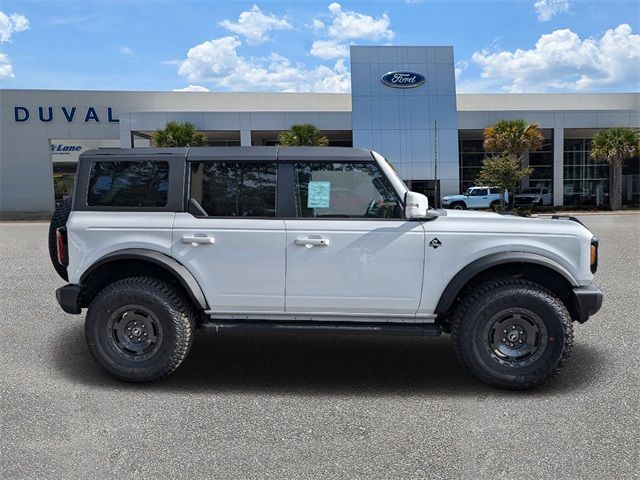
152, 121, 206, 147
277, 124, 329, 147
481, 119, 544, 208
476, 156, 533, 209
590, 127, 640, 210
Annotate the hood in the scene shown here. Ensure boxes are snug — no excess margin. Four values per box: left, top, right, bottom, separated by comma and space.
442, 194, 464, 201
438, 209, 592, 237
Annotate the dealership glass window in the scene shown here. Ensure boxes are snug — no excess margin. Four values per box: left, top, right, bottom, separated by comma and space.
528, 137, 553, 189
562, 138, 610, 206
459, 132, 554, 194
293, 162, 402, 218
458, 139, 493, 192
52, 162, 77, 203
407, 179, 440, 207
190, 162, 276, 217
622, 155, 640, 205
87, 161, 169, 207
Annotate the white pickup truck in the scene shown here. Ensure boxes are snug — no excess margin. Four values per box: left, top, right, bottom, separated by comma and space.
51, 147, 603, 389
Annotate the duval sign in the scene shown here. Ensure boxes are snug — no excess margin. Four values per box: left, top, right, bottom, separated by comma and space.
380, 71, 426, 88
13, 106, 119, 123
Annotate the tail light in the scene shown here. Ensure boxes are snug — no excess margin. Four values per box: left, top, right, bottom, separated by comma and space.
590, 237, 599, 274
56, 227, 69, 266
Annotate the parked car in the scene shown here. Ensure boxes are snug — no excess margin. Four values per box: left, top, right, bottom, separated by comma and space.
441, 186, 507, 210
51, 147, 602, 389
515, 187, 552, 206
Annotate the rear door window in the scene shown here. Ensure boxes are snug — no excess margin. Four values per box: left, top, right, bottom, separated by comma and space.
190, 161, 277, 217
87, 161, 169, 207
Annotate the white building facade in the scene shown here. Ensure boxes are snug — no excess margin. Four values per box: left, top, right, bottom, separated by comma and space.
1, 46, 638, 217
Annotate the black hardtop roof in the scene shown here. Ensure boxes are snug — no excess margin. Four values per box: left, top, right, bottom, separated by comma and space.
80, 146, 374, 162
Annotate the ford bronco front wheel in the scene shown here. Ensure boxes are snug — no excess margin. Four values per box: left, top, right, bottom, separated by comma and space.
85, 276, 195, 382
451, 278, 573, 389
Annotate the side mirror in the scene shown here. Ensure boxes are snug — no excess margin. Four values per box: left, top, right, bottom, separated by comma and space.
405, 191, 429, 219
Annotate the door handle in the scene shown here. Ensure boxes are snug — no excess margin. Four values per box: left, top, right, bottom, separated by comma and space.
182, 235, 215, 245
295, 237, 330, 247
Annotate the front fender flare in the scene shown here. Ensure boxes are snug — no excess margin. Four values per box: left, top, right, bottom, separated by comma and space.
434, 252, 579, 314
80, 248, 208, 310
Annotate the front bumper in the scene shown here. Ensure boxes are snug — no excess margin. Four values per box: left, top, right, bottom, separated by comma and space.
55, 284, 83, 314
573, 284, 604, 323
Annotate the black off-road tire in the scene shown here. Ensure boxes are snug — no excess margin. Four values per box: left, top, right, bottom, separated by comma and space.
85, 276, 196, 382
451, 278, 573, 390
451, 201, 466, 210
48, 196, 72, 281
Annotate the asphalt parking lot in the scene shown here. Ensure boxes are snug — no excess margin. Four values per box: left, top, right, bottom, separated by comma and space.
1, 215, 638, 479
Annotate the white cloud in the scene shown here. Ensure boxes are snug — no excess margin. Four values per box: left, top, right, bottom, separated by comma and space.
471, 24, 640, 92
454, 60, 468, 82
177, 36, 350, 92
534, 0, 570, 22
310, 39, 350, 60
311, 18, 325, 32
0, 11, 29, 42
0, 11, 28, 80
324, 2, 393, 41
119, 46, 133, 56
178, 36, 243, 82
173, 85, 210, 92
308, 3, 394, 60
219, 5, 291, 45
0, 52, 14, 79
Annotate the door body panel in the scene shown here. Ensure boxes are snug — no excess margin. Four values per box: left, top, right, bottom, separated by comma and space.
284, 220, 426, 316
467, 189, 488, 208
172, 213, 286, 313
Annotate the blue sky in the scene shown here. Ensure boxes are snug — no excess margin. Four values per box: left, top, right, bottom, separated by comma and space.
1, 0, 638, 93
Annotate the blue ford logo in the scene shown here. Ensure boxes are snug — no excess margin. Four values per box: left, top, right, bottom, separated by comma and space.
381, 71, 426, 88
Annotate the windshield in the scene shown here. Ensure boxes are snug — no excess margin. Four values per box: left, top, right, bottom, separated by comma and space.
520, 188, 539, 194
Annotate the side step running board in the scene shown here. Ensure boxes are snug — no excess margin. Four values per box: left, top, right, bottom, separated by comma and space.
199, 320, 442, 337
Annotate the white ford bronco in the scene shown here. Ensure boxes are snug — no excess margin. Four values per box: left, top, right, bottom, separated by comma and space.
441, 186, 507, 210
51, 147, 603, 389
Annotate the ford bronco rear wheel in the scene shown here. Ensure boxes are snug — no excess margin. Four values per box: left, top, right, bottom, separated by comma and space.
85, 276, 195, 382
450, 278, 573, 389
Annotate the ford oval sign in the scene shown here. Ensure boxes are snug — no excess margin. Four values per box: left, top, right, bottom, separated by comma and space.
381, 71, 426, 88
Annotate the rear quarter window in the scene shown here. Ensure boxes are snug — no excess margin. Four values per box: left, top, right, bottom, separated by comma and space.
87, 161, 169, 207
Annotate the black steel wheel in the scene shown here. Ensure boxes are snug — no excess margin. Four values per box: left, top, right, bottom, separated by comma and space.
451, 278, 573, 389
485, 308, 547, 367
86, 276, 195, 382
108, 306, 163, 360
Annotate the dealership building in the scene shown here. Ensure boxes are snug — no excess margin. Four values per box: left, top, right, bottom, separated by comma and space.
1, 45, 638, 217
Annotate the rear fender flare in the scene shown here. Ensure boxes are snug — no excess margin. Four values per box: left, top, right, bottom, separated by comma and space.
80, 248, 208, 310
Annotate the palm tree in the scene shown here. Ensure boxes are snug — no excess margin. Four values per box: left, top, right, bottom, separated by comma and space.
277, 124, 329, 147
482, 119, 544, 207
483, 119, 544, 159
152, 121, 207, 147
590, 127, 640, 210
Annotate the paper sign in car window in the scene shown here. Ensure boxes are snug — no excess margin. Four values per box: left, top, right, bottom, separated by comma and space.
307, 181, 331, 208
